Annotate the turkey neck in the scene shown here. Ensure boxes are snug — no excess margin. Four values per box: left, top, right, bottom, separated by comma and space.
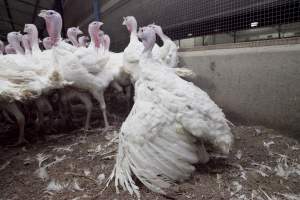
46, 19, 62, 46
128, 22, 138, 41
156, 32, 169, 43
10, 39, 24, 55
22, 37, 31, 55
142, 36, 155, 59
28, 27, 40, 51
68, 34, 79, 47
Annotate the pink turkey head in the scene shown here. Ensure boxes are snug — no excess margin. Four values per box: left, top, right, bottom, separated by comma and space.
78, 36, 89, 47
122, 16, 137, 33
38, 10, 62, 46
5, 44, 16, 54
138, 26, 156, 53
88, 21, 104, 49
7, 32, 24, 54
67, 27, 83, 47
43, 37, 53, 50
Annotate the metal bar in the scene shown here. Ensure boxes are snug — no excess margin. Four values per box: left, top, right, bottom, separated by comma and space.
32, 0, 41, 23
3, 0, 15, 30
93, 0, 100, 21
15, 0, 47, 9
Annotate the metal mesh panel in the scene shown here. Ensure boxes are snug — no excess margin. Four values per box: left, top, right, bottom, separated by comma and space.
100, 0, 300, 51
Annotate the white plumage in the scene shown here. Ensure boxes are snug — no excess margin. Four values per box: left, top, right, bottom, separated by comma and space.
109, 26, 233, 198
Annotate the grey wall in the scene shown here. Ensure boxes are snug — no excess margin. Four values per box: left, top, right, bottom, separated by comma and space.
179, 44, 300, 135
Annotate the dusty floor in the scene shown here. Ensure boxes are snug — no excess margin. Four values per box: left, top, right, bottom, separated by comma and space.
0, 106, 299, 200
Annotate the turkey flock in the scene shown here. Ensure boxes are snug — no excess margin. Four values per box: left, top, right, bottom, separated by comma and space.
0, 10, 233, 199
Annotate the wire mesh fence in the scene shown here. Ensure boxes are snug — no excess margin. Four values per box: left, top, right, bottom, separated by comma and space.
100, 0, 300, 51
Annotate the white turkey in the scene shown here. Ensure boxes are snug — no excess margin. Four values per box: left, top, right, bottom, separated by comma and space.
122, 16, 195, 82
148, 24, 178, 68
108, 26, 233, 198
59, 26, 94, 131
78, 36, 89, 47
67, 27, 82, 47
4, 44, 16, 54
39, 10, 113, 130
21, 34, 32, 55
42, 37, 53, 50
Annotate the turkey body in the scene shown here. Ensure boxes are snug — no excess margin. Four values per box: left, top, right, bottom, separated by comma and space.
111, 55, 233, 197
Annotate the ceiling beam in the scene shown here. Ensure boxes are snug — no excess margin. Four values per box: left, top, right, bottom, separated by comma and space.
32, 0, 41, 23
15, 0, 47, 9
3, 0, 15, 30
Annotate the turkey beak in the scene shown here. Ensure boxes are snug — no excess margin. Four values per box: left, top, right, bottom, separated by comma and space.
98, 22, 104, 28
122, 17, 126, 25
24, 24, 28, 33
76, 28, 83, 35
38, 10, 47, 18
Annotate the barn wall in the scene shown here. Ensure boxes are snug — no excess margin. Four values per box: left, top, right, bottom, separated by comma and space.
179, 44, 300, 136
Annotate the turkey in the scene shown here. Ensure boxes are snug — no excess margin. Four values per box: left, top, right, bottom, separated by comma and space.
24, 24, 56, 134
21, 34, 32, 55
42, 37, 53, 50
0, 76, 27, 145
148, 24, 178, 68
67, 27, 82, 47
5, 44, 16, 54
39, 10, 112, 130
60, 26, 94, 132
78, 36, 89, 47
122, 16, 195, 82
24, 24, 40, 53
108, 26, 233, 198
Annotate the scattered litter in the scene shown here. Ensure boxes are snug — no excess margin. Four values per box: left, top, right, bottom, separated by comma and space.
84, 168, 91, 176
275, 193, 300, 200
53, 146, 73, 152
46, 179, 69, 192
274, 155, 300, 179
35, 154, 66, 181
0, 160, 11, 171
72, 178, 84, 191
259, 187, 273, 200
251, 190, 264, 200
22, 146, 27, 152
216, 174, 222, 190
255, 128, 262, 135
263, 141, 275, 149
235, 150, 242, 160
46, 134, 68, 141
35, 166, 49, 181
97, 173, 106, 185
230, 181, 242, 197
36, 153, 50, 167
24, 156, 33, 165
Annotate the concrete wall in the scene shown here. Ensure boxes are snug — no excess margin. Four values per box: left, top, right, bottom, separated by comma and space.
179, 44, 300, 135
